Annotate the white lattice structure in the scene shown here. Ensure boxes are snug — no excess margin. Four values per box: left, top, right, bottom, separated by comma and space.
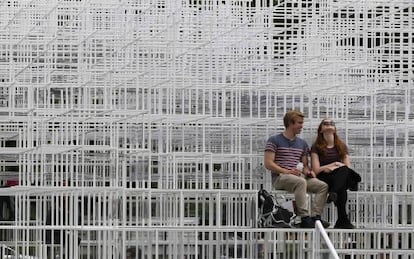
0, 0, 413, 258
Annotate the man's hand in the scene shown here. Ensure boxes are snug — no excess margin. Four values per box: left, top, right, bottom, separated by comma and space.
287, 168, 301, 176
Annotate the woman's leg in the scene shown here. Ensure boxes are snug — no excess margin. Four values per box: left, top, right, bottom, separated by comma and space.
327, 166, 349, 193
336, 188, 348, 221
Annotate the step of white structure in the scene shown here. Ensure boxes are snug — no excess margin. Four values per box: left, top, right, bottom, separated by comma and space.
1, 186, 413, 258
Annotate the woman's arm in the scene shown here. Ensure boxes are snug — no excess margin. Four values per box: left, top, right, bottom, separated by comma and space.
343, 154, 351, 167
311, 152, 338, 174
311, 152, 323, 174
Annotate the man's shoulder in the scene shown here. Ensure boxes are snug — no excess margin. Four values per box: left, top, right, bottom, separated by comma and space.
291, 137, 309, 150
267, 133, 285, 143
293, 136, 308, 144
294, 136, 305, 142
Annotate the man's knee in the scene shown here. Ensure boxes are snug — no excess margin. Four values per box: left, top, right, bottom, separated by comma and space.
309, 179, 328, 193
319, 181, 328, 192
293, 177, 307, 190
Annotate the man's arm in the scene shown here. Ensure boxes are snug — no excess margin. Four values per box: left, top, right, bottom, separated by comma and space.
264, 151, 300, 176
301, 154, 316, 177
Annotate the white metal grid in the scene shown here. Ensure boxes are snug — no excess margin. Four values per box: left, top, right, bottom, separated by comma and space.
0, 0, 413, 258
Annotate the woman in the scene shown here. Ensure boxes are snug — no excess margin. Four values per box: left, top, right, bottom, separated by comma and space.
310, 118, 355, 229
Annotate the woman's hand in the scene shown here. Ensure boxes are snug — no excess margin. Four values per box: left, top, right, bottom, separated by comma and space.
324, 162, 345, 173
305, 170, 316, 178
334, 162, 345, 167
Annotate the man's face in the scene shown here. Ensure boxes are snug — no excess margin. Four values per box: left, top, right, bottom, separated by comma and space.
290, 118, 304, 134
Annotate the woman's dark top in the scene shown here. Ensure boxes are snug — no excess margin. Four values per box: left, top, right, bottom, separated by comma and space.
310, 145, 348, 165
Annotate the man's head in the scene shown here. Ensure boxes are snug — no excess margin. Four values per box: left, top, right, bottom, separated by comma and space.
126, 247, 136, 259
283, 110, 305, 134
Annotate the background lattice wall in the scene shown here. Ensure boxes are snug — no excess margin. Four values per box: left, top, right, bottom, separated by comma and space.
0, 0, 413, 258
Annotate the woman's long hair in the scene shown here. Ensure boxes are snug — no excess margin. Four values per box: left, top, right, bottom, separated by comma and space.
314, 120, 348, 159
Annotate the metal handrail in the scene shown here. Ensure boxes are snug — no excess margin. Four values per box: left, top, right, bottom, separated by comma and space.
314, 220, 340, 259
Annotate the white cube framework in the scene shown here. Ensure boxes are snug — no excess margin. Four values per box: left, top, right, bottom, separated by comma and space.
0, 0, 413, 258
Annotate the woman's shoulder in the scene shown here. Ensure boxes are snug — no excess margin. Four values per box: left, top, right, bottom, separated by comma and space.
310, 145, 318, 153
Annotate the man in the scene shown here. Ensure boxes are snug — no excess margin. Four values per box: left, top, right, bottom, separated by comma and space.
264, 110, 329, 228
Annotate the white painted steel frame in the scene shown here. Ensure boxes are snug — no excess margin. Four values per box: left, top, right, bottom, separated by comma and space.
0, 0, 413, 258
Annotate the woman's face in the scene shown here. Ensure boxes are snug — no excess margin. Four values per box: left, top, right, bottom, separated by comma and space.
319, 119, 336, 134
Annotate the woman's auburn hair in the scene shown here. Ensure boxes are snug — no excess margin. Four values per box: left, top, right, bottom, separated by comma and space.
314, 122, 348, 159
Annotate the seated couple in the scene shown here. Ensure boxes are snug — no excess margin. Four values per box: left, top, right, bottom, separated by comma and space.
264, 110, 360, 228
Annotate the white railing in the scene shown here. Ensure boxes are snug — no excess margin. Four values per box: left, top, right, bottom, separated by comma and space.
314, 220, 340, 259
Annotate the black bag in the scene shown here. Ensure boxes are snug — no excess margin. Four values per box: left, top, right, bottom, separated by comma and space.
258, 189, 295, 228
347, 168, 361, 191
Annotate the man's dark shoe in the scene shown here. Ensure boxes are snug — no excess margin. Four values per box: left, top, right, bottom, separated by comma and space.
300, 216, 315, 228
312, 215, 330, 228
327, 192, 337, 204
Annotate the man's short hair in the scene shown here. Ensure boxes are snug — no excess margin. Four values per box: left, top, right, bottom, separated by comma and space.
283, 110, 304, 128
126, 247, 136, 259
